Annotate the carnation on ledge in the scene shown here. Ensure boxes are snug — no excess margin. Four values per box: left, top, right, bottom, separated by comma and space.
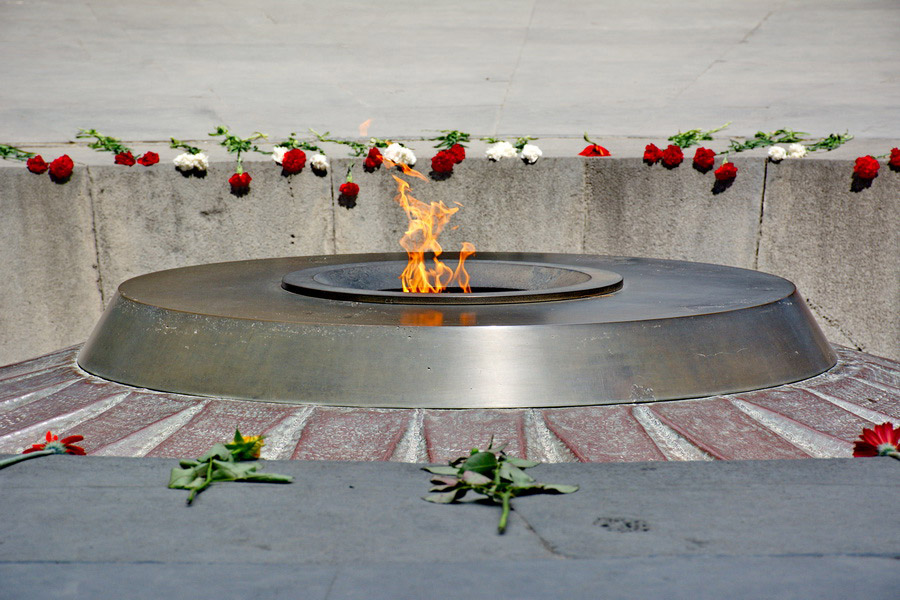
579, 133, 610, 157
115, 151, 136, 166
173, 152, 209, 172
661, 145, 684, 168
137, 151, 159, 166
431, 149, 455, 174
229, 171, 252, 193
693, 147, 716, 170
486, 141, 517, 161
890, 148, 900, 168
364, 147, 384, 170
26, 155, 48, 174
768, 146, 787, 162
853, 422, 900, 459
281, 148, 307, 175
383, 143, 416, 166
714, 160, 738, 181
310, 153, 329, 173
643, 144, 661, 164
519, 143, 542, 164
48, 155, 74, 182
853, 155, 880, 180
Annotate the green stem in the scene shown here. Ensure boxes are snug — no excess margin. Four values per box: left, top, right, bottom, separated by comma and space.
0, 450, 54, 470
887, 451, 900, 462
187, 460, 215, 505
498, 490, 512, 534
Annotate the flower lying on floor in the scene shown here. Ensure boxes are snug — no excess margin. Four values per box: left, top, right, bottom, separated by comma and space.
168, 429, 292, 505
579, 132, 610, 157
0, 430, 85, 470
853, 422, 900, 459
423, 440, 578, 534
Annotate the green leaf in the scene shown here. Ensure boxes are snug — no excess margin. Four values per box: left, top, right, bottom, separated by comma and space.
196, 443, 231, 463
540, 483, 579, 494
499, 462, 535, 486
242, 473, 293, 483
424, 488, 466, 504
422, 466, 460, 476
461, 451, 498, 476
168, 466, 204, 489
461, 470, 493, 486
505, 457, 540, 469
0, 144, 35, 161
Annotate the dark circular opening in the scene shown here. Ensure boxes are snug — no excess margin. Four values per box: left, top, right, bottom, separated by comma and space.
282, 258, 623, 305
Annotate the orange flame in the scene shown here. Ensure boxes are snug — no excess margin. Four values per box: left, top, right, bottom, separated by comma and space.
390, 169, 475, 293
358, 119, 372, 137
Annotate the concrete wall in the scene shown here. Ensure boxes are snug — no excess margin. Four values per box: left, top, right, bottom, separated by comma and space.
1, 156, 897, 365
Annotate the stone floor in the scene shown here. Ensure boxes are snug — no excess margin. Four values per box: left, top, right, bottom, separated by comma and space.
1, 345, 897, 463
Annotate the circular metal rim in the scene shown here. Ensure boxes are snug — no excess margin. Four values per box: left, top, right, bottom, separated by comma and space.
281, 258, 624, 305
77, 253, 837, 409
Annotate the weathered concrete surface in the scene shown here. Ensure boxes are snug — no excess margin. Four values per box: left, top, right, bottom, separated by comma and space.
583, 155, 763, 269
0, 165, 103, 366
758, 160, 900, 357
1, 1, 898, 143
89, 161, 334, 302
333, 155, 585, 254
0, 456, 897, 599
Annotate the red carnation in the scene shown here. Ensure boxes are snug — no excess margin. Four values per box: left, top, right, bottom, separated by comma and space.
643, 144, 661, 164
448, 143, 466, 164
22, 430, 86, 455
714, 161, 738, 181
853, 422, 900, 457
48, 154, 74, 181
693, 147, 716, 170
114, 151, 136, 166
579, 144, 610, 157
431, 150, 455, 174
853, 155, 880, 180
26, 155, 48, 174
229, 171, 252, 193
364, 147, 383, 170
660, 145, 684, 168
137, 151, 159, 166
282, 148, 307, 174
339, 181, 360, 198
889, 148, 900, 168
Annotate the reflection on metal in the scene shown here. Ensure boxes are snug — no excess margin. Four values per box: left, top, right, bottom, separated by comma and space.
77, 253, 837, 409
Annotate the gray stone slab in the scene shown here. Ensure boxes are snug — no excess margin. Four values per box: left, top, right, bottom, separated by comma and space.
1, 456, 898, 599
757, 159, 900, 359
583, 156, 763, 268
1, 1, 898, 143
0, 166, 103, 366
332, 156, 585, 254
89, 160, 334, 301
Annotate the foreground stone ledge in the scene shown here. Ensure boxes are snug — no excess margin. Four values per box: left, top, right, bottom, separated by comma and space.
0, 455, 897, 599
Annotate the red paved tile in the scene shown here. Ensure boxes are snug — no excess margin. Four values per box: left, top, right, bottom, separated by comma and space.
0, 379, 126, 437
796, 377, 900, 420
540, 405, 666, 462
0, 366, 82, 405
291, 407, 412, 461
649, 398, 810, 460
423, 409, 526, 463
0, 346, 78, 382
58, 392, 201, 454
145, 400, 296, 458
734, 388, 873, 444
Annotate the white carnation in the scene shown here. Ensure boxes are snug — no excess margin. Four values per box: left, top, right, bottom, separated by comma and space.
173, 152, 208, 172
787, 143, 807, 159
486, 141, 517, 161
310, 153, 329, 171
519, 143, 543, 164
272, 146, 287, 165
383, 143, 417, 166
767, 146, 787, 162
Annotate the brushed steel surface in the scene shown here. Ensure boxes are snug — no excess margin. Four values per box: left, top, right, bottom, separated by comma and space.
77, 253, 837, 408
281, 258, 623, 304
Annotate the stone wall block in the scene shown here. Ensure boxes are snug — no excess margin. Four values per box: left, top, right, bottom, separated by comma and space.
0, 167, 103, 365
757, 159, 899, 359
583, 156, 763, 269
89, 160, 334, 301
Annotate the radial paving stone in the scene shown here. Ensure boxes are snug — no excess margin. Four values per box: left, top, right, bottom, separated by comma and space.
0, 345, 897, 462
290, 407, 413, 461
540, 405, 667, 462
